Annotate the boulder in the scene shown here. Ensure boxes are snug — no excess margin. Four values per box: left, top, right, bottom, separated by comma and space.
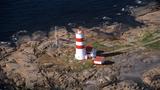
142, 66, 160, 90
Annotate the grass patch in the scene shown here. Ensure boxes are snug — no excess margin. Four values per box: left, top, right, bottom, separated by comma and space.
69, 60, 93, 72
112, 44, 132, 50
141, 30, 160, 43
92, 41, 110, 51
80, 60, 93, 70
90, 41, 133, 52
141, 29, 160, 49
146, 41, 160, 50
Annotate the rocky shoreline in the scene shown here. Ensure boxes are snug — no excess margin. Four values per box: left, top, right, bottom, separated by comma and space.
0, 6, 160, 90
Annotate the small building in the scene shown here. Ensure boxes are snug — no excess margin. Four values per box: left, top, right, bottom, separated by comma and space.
85, 45, 97, 59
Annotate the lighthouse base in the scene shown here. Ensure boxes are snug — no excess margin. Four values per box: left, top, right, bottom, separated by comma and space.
75, 54, 85, 60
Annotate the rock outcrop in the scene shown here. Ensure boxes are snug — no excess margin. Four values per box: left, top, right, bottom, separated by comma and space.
142, 66, 160, 90
0, 8, 160, 90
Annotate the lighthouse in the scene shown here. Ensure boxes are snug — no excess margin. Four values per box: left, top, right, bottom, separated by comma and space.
75, 29, 86, 60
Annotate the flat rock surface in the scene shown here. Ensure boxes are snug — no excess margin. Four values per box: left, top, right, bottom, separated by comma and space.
137, 10, 160, 24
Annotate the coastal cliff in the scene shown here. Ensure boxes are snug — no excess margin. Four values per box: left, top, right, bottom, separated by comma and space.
0, 6, 160, 90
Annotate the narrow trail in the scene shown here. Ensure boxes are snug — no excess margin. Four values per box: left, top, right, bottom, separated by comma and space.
103, 37, 160, 54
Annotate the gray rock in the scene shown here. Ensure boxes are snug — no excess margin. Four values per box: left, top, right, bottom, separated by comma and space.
103, 80, 142, 90
42, 63, 54, 68
83, 84, 99, 90
142, 66, 160, 90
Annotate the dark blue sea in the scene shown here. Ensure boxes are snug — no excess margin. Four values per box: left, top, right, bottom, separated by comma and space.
0, 0, 154, 41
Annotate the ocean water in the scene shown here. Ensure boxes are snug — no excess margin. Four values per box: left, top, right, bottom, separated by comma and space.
0, 0, 153, 41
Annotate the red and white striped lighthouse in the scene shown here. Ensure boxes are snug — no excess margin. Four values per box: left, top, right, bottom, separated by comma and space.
75, 29, 86, 60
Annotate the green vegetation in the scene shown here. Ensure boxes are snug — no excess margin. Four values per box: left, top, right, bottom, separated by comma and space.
67, 60, 93, 72
146, 41, 160, 49
142, 30, 160, 43
92, 41, 109, 51
141, 29, 160, 49
80, 60, 93, 70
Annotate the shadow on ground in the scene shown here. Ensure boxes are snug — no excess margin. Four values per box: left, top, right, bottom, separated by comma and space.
96, 50, 124, 65
97, 50, 124, 57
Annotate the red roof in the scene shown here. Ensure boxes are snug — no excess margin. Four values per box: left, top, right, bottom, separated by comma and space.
94, 56, 105, 61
